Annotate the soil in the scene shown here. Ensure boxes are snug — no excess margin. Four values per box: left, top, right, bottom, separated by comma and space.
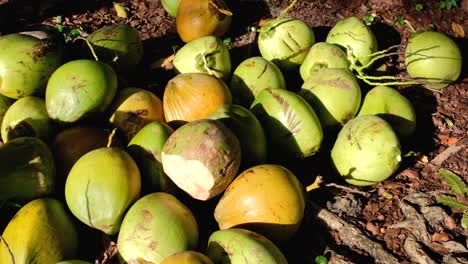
0, 0, 467, 263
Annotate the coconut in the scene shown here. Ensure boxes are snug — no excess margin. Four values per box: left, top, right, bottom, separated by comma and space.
87, 24, 143, 73
405, 31, 462, 89
108, 87, 164, 141
299, 42, 350, 81
331, 115, 402, 186
326, 16, 378, 66
0, 198, 78, 263
173, 36, 231, 80
0, 137, 55, 203
258, 18, 315, 70
250, 88, 323, 159
51, 126, 110, 187
64, 147, 141, 234
0, 94, 13, 127
0, 33, 63, 99
127, 121, 174, 193
160, 251, 214, 264
176, 0, 232, 42
117, 192, 198, 263
230, 56, 286, 107
208, 104, 267, 168
161, 0, 180, 17
358, 85, 416, 138
163, 73, 232, 123
214, 164, 305, 243
1, 96, 54, 143
161, 119, 241, 201
299, 68, 361, 128
46, 59, 118, 123
206, 228, 287, 264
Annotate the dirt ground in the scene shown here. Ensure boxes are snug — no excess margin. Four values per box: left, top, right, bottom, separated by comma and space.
0, 0, 467, 263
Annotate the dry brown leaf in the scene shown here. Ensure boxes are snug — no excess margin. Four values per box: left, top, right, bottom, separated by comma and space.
447, 137, 459, 145
432, 231, 451, 242
452, 22, 465, 38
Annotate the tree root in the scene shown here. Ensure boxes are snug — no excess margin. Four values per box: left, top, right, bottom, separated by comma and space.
308, 201, 400, 264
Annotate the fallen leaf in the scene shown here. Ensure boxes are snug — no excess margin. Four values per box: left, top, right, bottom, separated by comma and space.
447, 137, 459, 145
432, 231, 451, 242
113, 2, 129, 18
452, 22, 465, 38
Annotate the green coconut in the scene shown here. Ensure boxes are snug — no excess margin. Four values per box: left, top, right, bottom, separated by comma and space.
161, 119, 241, 201
0, 137, 55, 203
127, 121, 175, 193
64, 147, 141, 235
87, 24, 143, 72
358, 85, 416, 138
250, 88, 323, 159
326, 16, 378, 66
206, 228, 287, 264
161, 0, 180, 17
208, 104, 267, 168
160, 251, 214, 264
117, 192, 199, 263
173, 36, 231, 79
0, 94, 13, 128
299, 42, 350, 81
230, 56, 286, 106
405, 31, 462, 89
0, 198, 78, 264
1, 96, 54, 143
57, 261, 92, 264
299, 68, 361, 128
46, 59, 118, 123
0, 33, 63, 99
258, 18, 315, 70
331, 115, 402, 186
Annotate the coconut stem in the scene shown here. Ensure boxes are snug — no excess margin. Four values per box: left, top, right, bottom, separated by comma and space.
107, 128, 117, 148
0, 235, 15, 264
75, 36, 100, 61
356, 45, 401, 71
278, 0, 298, 18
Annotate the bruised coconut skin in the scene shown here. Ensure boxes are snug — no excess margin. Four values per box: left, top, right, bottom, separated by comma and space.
161, 119, 241, 201
358, 85, 416, 138
331, 115, 402, 186
299, 68, 361, 128
207, 228, 288, 264
117, 193, 199, 263
230, 56, 286, 107
109, 87, 164, 140
251, 88, 323, 159
326, 16, 378, 66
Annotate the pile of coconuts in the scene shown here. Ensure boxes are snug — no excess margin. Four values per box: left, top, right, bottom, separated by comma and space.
0, 0, 463, 263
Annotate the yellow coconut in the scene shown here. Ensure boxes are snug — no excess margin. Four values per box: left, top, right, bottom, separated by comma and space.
163, 73, 232, 123
160, 251, 214, 264
214, 164, 305, 244
109, 87, 164, 140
